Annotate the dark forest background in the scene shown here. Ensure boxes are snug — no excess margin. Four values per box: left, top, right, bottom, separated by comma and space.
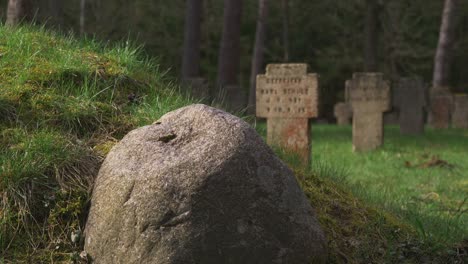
1, 0, 468, 116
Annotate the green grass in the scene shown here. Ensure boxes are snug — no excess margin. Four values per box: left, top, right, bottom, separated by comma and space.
311, 125, 467, 246
0, 24, 193, 261
267, 146, 463, 263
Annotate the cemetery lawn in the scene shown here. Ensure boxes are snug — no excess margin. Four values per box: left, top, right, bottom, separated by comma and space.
312, 124, 467, 248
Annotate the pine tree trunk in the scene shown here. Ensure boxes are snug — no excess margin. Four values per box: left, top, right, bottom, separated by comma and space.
248, 0, 268, 113
430, 0, 459, 129
432, 0, 459, 89
182, 0, 203, 81
364, 0, 378, 72
49, 0, 63, 28
80, 0, 86, 35
217, 0, 243, 89
6, 0, 24, 26
217, 0, 244, 110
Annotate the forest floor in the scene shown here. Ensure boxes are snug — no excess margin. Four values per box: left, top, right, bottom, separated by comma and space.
0, 25, 466, 263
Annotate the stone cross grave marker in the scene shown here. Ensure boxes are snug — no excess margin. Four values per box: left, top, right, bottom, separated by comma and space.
429, 88, 453, 129
452, 94, 468, 129
383, 84, 402, 125
394, 77, 427, 135
256, 63, 318, 165
334, 102, 352, 125
348, 73, 391, 151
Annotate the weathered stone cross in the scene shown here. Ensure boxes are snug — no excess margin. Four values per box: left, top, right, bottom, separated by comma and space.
348, 73, 391, 152
452, 94, 468, 129
394, 77, 427, 135
429, 88, 453, 129
256, 64, 319, 165
334, 102, 352, 125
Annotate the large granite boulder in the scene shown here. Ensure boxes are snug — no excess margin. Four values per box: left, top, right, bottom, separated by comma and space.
84, 104, 327, 263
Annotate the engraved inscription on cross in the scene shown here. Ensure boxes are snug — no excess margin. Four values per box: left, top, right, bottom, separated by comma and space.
348, 73, 391, 152
256, 64, 319, 165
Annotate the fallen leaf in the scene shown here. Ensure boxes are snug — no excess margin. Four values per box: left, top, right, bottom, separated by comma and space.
418, 156, 454, 169
420, 192, 440, 201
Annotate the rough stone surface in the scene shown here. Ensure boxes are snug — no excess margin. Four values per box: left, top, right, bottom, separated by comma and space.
348, 73, 391, 151
394, 77, 427, 135
452, 94, 468, 129
85, 104, 327, 264
256, 63, 319, 165
429, 88, 453, 129
334, 102, 352, 125
266, 117, 310, 161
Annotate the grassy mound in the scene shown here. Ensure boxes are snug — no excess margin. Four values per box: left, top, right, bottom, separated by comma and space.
0, 24, 191, 261
0, 25, 464, 263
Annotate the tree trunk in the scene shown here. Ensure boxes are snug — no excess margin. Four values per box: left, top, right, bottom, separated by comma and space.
6, 0, 24, 26
48, 0, 63, 28
364, 0, 378, 72
80, 0, 86, 35
432, 0, 459, 89
217, 0, 243, 89
181, 0, 203, 82
282, 0, 289, 62
248, 0, 268, 113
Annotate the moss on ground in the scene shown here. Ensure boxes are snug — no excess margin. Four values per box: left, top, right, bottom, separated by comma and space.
299, 171, 464, 263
